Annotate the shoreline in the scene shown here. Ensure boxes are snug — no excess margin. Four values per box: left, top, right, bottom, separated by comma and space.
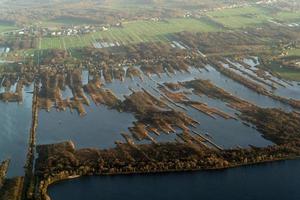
51, 156, 300, 181
44, 156, 300, 200
49, 155, 300, 182
33, 141, 300, 200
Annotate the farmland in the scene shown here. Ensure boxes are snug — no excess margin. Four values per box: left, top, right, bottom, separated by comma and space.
275, 11, 300, 22
39, 18, 220, 50
206, 6, 300, 28
41, 17, 102, 27
37, 5, 300, 50
288, 48, 300, 57
206, 6, 270, 28
0, 23, 18, 34
279, 71, 300, 81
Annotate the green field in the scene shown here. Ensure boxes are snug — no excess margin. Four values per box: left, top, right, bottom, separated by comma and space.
206, 6, 271, 28
274, 11, 300, 22
212, 15, 269, 29
279, 72, 300, 81
269, 59, 300, 81
287, 48, 300, 57
39, 18, 220, 50
41, 17, 102, 28
0, 23, 18, 34
206, 6, 300, 29
207, 6, 270, 18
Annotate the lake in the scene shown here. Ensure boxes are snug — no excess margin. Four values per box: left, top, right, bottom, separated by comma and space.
48, 159, 300, 200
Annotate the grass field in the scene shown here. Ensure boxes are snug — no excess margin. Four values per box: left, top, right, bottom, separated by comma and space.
212, 15, 268, 29
39, 18, 220, 50
206, 6, 271, 28
269, 60, 300, 82
279, 72, 300, 81
206, 5, 300, 29
31, 4, 300, 50
0, 23, 18, 34
41, 17, 102, 28
287, 49, 300, 57
274, 11, 300, 22
207, 6, 270, 18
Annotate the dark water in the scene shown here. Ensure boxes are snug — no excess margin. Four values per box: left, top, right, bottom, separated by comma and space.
49, 159, 300, 200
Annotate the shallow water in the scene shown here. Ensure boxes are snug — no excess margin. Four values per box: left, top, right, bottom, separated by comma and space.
1, 66, 297, 176
37, 67, 284, 149
188, 107, 272, 148
232, 59, 300, 100
197, 66, 295, 111
48, 159, 300, 200
37, 104, 136, 149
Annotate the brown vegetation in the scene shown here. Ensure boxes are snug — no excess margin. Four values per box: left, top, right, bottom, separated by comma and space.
34, 140, 300, 200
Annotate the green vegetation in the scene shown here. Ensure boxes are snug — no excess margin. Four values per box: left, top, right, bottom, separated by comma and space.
42, 17, 101, 27
207, 6, 270, 18
205, 6, 300, 29
274, 11, 300, 22
211, 15, 268, 29
0, 23, 18, 34
279, 72, 300, 81
269, 62, 300, 81
39, 18, 220, 50
206, 6, 271, 28
287, 48, 300, 57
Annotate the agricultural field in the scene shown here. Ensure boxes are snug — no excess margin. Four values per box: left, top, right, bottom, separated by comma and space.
39, 18, 220, 50
279, 71, 300, 82
0, 23, 18, 34
274, 66, 300, 82
269, 51, 300, 82
206, 5, 300, 29
41, 17, 102, 28
206, 6, 271, 28
211, 15, 268, 29
206, 6, 271, 18
287, 48, 300, 57
274, 11, 300, 22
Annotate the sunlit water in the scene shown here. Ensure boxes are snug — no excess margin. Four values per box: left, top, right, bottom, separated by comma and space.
37, 68, 276, 150
0, 84, 33, 177
1, 65, 299, 177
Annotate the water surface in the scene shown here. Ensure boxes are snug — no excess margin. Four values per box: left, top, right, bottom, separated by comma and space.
0, 85, 32, 177
49, 159, 300, 200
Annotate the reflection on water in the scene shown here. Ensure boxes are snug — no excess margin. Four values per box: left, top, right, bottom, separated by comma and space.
37, 104, 136, 149
275, 84, 300, 101
1, 63, 299, 176
197, 66, 295, 111
38, 67, 277, 149
48, 160, 300, 200
0, 85, 33, 177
